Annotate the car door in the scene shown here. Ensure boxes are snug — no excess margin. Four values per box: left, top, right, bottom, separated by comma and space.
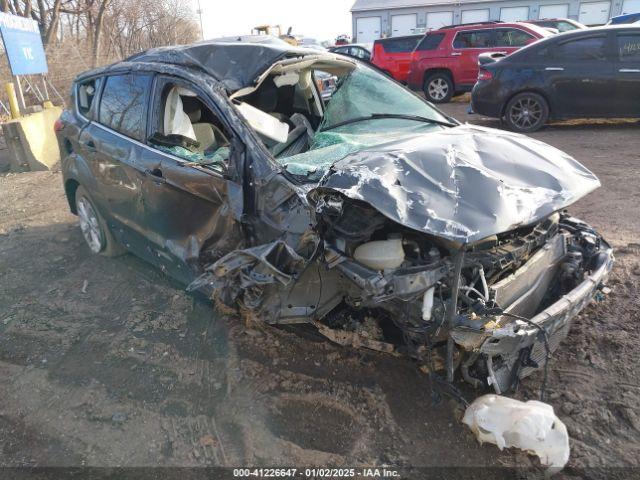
135, 75, 244, 284
451, 28, 494, 86
543, 33, 616, 116
614, 30, 640, 115
78, 72, 153, 247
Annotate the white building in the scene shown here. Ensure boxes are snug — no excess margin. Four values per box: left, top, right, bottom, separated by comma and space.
351, 0, 640, 42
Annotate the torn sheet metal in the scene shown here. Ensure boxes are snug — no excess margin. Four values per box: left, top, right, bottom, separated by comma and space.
127, 42, 313, 93
188, 241, 307, 314
311, 124, 600, 244
463, 394, 570, 474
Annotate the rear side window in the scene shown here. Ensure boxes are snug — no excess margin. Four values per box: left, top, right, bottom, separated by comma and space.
350, 47, 369, 59
494, 28, 535, 47
99, 73, 152, 141
76, 77, 102, 119
453, 30, 492, 49
380, 37, 421, 53
415, 33, 445, 51
617, 34, 640, 62
554, 35, 608, 61
556, 21, 578, 32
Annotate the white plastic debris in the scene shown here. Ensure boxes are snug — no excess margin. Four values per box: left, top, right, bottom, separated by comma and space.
463, 394, 570, 473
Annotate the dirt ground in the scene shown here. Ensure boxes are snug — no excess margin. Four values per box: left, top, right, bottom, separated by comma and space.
0, 102, 639, 478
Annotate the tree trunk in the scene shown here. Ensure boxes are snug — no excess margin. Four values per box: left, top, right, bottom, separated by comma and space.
43, 0, 63, 45
91, 0, 110, 67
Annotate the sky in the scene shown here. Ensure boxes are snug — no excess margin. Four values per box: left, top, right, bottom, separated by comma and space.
193, 0, 354, 43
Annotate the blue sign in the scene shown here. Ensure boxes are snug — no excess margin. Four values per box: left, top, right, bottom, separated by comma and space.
0, 12, 48, 75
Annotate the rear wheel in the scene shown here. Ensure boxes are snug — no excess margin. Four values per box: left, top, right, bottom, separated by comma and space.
423, 72, 454, 104
504, 92, 549, 133
75, 186, 126, 257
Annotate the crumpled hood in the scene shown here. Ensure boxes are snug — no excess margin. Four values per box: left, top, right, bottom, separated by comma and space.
311, 124, 600, 244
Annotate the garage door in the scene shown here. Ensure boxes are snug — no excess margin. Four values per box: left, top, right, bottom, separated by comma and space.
621, 0, 640, 14
391, 14, 417, 36
426, 11, 453, 30
356, 16, 381, 43
461, 9, 490, 24
578, 1, 611, 25
539, 4, 570, 19
500, 6, 530, 21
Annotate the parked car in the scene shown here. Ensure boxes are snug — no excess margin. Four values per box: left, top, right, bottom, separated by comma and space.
328, 43, 371, 62
471, 25, 640, 132
55, 40, 613, 394
407, 21, 551, 103
527, 18, 587, 32
607, 12, 640, 25
370, 34, 422, 82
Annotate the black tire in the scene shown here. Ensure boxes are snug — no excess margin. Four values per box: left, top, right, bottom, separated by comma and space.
423, 72, 454, 104
75, 186, 126, 257
504, 92, 549, 133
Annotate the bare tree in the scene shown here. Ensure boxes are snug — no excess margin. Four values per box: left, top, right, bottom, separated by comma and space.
2, 0, 198, 59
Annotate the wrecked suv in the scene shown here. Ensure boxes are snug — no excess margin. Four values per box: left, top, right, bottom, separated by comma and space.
56, 41, 613, 394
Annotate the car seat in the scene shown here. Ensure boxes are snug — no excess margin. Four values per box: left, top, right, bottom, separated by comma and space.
181, 96, 229, 152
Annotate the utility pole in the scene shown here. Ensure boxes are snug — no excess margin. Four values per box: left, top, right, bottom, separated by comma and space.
196, 0, 204, 40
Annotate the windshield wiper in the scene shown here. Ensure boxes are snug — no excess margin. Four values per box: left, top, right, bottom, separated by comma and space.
320, 113, 458, 132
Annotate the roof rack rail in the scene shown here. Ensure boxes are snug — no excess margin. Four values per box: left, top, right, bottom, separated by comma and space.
438, 20, 503, 30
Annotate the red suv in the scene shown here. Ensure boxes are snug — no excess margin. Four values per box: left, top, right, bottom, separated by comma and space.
407, 21, 550, 103
371, 34, 423, 83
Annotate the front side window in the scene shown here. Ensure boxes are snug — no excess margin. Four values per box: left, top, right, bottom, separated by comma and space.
617, 34, 640, 62
416, 33, 445, 51
149, 83, 231, 169
99, 74, 152, 141
76, 77, 102, 119
453, 30, 493, 49
554, 36, 608, 61
494, 28, 535, 47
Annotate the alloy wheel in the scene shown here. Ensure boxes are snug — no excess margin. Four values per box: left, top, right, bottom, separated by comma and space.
77, 197, 104, 253
428, 78, 449, 101
509, 97, 543, 130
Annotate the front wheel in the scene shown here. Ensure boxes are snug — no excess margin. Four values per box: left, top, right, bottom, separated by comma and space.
423, 73, 454, 104
75, 186, 126, 257
504, 92, 549, 133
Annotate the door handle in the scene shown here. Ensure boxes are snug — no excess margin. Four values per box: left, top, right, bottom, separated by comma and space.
451, 52, 462, 56
82, 140, 96, 151
545, 67, 564, 71
495, 51, 508, 55
145, 168, 166, 184
619, 68, 640, 73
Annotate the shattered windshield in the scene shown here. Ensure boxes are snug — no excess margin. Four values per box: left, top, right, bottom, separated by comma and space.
319, 65, 451, 130
276, 65, 453, 181
280, 121, 442, 180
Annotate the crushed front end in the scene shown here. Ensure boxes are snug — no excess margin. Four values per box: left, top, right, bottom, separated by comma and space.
309, 195, 613, 393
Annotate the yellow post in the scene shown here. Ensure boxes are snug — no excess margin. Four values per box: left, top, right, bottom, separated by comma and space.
5, 82, 20, 119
